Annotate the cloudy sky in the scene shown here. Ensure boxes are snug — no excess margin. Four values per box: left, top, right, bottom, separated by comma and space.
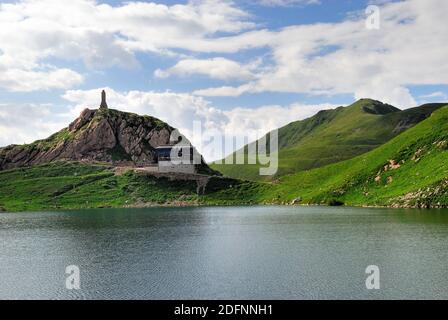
0, 0, 447, 160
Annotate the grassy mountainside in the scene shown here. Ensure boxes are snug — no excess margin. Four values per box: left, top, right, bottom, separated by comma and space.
211, 99, 446, 181
262, 105, 448, 208
1, 104, 447, 212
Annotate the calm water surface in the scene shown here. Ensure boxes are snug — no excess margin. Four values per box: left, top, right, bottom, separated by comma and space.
1, 206, 448, 299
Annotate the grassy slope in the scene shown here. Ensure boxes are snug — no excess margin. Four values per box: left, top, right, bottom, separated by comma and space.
264, 105, 448, 207
211, 100, 446, 181
0, 162, 265, 212
1, 106, 448, 212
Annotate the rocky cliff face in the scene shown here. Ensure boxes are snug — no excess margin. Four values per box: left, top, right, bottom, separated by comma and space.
0, 107, 203, 171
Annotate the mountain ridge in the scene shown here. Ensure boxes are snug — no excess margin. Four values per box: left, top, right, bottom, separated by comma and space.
260, 104, 448, 208
211, 99, 447, 181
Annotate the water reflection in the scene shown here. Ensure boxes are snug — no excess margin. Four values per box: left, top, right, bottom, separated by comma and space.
1, 206, 448, 299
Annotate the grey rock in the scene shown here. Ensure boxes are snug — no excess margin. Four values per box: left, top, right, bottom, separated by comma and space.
1, 108, 183, 170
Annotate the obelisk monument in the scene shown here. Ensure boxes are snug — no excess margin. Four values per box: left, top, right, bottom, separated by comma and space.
100, 90, 108, 110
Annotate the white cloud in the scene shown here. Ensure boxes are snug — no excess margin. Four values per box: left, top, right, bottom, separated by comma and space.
0, 103, 74, 147
194, 84, 254, 97
155, 57, 257, 81
0, 68, 83, 92
1, 0, 447, 107
418, 92, 448, 100
255, 0, 320, 7
0, 0, 255, 92
221, 102, 335, 142
193, 0, 448, 108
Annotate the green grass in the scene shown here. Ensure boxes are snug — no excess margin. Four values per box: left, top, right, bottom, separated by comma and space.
262, 105, 448, 207
212, 99, 446, 181
2, 105, 448, 212
0, 161, 266, 212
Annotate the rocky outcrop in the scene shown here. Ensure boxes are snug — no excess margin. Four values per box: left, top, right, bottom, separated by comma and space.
390, 179, 448, 209
68, 108, 95, 131
0, 107, 203, 171
361, 100, 399, 115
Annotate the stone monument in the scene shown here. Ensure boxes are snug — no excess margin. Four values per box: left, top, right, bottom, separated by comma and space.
100, 90, 108, 110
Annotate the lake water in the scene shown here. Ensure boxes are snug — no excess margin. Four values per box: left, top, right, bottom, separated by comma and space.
1, 206, 448, 300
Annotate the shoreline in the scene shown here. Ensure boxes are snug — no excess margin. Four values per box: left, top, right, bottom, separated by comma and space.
2, 201, 447, 213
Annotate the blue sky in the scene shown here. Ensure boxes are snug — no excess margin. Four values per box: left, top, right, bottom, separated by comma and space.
0, 0, 447, 158
0, 0, 388, 107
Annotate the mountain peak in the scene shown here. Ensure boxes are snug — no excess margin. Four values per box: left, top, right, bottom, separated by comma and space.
352, 98, 400, 115
0, 99, 215, 173
212, 99, 443, 181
